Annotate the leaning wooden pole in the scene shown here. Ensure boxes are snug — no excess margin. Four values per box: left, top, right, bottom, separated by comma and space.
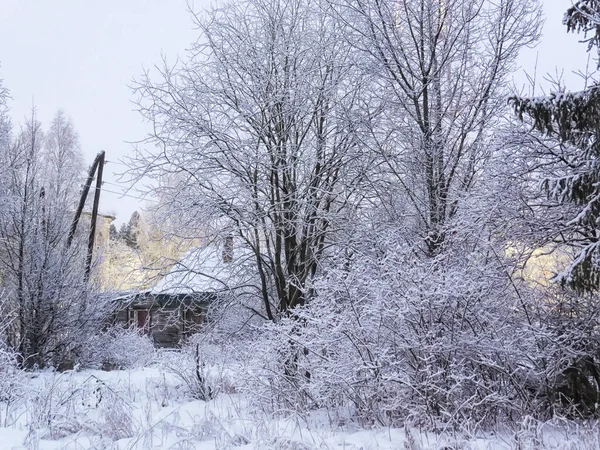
66, 151, 105, 249
85, 151, 105, 281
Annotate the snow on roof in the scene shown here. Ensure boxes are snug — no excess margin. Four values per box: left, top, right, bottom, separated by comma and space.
150, 244, 254, 296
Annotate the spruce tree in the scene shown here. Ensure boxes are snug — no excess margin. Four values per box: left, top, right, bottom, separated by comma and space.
121, 211, 140, 250
109, 223, 118, 241
510, 1, 600, 292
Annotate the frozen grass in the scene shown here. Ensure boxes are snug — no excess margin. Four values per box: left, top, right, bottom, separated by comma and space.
0, 356, 599, 449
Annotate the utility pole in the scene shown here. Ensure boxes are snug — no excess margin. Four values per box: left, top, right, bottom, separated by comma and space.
85, 151, 105, 281
65, 150, 106, 281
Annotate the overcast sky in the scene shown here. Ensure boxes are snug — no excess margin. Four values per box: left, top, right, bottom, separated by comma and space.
0, 1, 594, 225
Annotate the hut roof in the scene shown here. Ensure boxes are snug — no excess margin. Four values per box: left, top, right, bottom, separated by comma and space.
150, 243, 254, 296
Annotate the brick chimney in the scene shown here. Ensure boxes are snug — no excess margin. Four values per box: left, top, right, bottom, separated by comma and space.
222, 235, 234, 263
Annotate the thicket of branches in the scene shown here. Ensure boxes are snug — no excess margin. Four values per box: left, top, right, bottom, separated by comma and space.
0, 94, 111, 369
126, 0, 600, 430
4, 0, 600, 433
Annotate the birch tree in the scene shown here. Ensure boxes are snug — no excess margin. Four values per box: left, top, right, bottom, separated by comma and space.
0, 79, 9, 167
43, 110, 84, 208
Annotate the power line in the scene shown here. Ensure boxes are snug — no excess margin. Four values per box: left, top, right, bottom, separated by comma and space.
102, 188, 148, 201
87, 184, 159, 203
103, 180, 132, 189
104, 160, 130, 167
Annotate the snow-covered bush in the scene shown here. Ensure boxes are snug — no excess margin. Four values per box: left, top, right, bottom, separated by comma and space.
521, 288, 600, 418
161, 333, 238, 401
0, 343, 22, 386
78, 326, 155, 370
238, 230, 600, 429
244, 237, 541, 430
27, 373, 134, 441
0, 345, 25, 427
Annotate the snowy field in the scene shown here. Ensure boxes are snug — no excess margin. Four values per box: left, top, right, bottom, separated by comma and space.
0, 356, 597, 450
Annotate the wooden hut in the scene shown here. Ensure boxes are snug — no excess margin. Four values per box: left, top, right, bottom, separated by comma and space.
114, 291, 213, 347
113, 238, 249, 347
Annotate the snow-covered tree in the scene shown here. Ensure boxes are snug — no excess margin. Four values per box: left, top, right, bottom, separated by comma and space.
231, 0, 548, 426
335, 0, 541, 255
118, 210, 141, 250
43, 110, 84, 208
109, 223, 118, 241
565, 0, 600, 61
131, 0, 370, 319
502, 0, 600, 416
0, 108, 108, 368
511, 1, 600, 292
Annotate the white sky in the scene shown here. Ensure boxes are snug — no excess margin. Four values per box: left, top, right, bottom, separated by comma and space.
516, 2, 596, 92
0, 0, 203, 224
0, 1, 594, 225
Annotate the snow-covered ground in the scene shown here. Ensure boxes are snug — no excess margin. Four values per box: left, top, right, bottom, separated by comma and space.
0, 361, 598, 449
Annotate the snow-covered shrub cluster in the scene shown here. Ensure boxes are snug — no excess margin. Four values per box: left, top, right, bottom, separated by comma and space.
241, 239, 530, 428
161, 326, 242, 402
236, 236, 600, 430
27, 374, 134, 441
0, 345, 25, 426
78, 327, 155, 370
